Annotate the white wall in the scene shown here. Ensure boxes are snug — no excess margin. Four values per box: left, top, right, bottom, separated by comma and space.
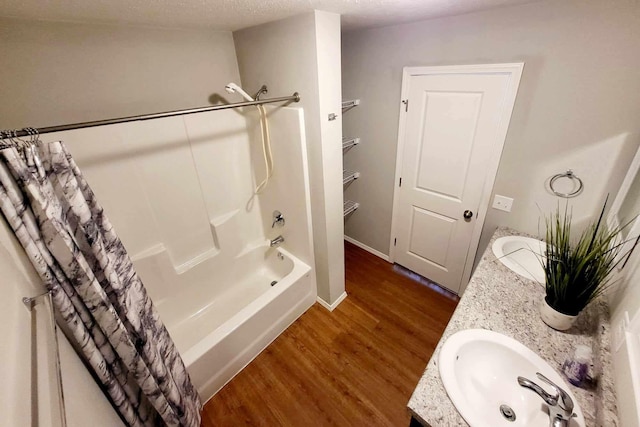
0, 17, 240, 128
234, 11, 346, 306
0, 18, 245, 278
0, 16, 243, 423
610, 234, 640, 426
612, 247, 640, 328
0, 219, 124, 426
610, 154, 640, 326
0, 13, 303, 317
0, 15, 319, 417
315, 11, 346, 306
342, 0, 640, 263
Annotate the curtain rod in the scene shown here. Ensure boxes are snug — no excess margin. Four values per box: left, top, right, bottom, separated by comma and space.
3, 92, 300, 138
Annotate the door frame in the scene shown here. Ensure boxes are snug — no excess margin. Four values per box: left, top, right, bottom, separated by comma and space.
388, 63, 524, 293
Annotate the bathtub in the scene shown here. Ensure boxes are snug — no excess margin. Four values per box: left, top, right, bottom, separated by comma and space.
155, 244, 314, 403
56, 105, 317, 405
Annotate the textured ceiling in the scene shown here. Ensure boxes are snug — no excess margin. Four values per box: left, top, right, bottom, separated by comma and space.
0, 0, 538, 31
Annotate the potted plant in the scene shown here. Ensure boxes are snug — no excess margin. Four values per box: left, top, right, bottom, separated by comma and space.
541, 200, 637, 330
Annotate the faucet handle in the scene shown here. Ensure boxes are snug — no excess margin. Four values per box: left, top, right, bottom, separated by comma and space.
518, 375, 558, 406
536, 373, 574, 413
272, 210, 285, 228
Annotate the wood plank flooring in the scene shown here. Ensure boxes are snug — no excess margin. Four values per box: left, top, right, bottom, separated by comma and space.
201, 241, 459, 426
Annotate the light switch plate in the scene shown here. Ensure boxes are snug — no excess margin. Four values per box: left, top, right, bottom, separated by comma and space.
492, 195, 514, 212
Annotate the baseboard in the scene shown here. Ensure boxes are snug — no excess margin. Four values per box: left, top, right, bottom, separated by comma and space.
344, 235, 390, 262
316, 291, 348, 312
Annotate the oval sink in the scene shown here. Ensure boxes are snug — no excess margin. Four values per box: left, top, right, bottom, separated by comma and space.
439, 329, 585, 427
492, 236, 546, 283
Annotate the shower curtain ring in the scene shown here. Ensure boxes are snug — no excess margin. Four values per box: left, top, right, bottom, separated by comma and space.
0, 130, 8, 148
11, 130, 23, 149
9, 130, 18, 146
24, 127, 39, 146
12, 129, 30, 152
23, 128, 32, 145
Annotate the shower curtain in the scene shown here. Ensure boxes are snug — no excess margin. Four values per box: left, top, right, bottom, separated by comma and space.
0, 139, 201, 427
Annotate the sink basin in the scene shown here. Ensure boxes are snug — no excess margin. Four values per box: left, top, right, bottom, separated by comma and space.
439, 329, 585, 427
492, 236, 546, 283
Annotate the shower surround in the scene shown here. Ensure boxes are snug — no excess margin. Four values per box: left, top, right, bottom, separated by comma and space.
41, 105, 317, 403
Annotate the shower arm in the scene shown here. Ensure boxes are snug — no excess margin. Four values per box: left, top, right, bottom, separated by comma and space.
254, 85, 268, 100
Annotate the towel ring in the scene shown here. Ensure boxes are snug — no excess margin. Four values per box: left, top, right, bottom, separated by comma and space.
549, 170, 583, 198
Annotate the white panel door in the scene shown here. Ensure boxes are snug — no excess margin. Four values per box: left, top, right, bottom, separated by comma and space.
391, 64, 523, 294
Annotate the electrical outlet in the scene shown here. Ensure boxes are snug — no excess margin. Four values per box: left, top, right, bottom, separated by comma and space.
492, 195, 514, 212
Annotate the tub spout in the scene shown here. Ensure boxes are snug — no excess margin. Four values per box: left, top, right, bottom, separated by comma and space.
270, 235, 285, 247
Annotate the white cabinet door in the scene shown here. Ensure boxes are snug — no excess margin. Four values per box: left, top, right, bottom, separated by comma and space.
391, 64, 522, 294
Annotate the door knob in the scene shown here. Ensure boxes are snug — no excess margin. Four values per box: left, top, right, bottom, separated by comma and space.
463, 210, 473, 220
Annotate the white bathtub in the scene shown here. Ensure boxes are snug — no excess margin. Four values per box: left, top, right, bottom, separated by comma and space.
158, 245, 314, 403
55, 105, 317, 406
105, 106, 319, 404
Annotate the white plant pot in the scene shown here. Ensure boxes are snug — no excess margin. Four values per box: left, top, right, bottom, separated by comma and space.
540, 299, 578, 331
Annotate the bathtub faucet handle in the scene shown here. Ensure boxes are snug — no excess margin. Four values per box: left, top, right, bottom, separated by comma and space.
272, 210, 285, 228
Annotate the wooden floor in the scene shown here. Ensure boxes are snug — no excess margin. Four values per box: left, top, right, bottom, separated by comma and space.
201, 241, 459, 426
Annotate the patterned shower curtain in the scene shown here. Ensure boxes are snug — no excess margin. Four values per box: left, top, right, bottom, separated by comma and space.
0, 139, 201, 427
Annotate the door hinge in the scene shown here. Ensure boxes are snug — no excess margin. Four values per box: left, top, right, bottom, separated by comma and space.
399, 177, 402, 187
402, 99, 409, 112
394, 238, 397, 246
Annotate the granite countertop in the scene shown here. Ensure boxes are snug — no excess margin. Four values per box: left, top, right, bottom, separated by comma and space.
407, 227, 618, 427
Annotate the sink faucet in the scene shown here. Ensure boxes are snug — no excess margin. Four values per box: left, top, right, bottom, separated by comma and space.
518, 372, 575, 427
270, 235, 285, 247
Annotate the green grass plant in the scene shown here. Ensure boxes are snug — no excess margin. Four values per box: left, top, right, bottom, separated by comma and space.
544, 199, 637, 316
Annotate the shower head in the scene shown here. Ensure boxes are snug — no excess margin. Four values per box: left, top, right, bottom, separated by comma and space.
225, 82, 254, 102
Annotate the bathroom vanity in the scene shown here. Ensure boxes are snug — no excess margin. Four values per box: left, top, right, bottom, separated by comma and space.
407, 227, 618, 426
